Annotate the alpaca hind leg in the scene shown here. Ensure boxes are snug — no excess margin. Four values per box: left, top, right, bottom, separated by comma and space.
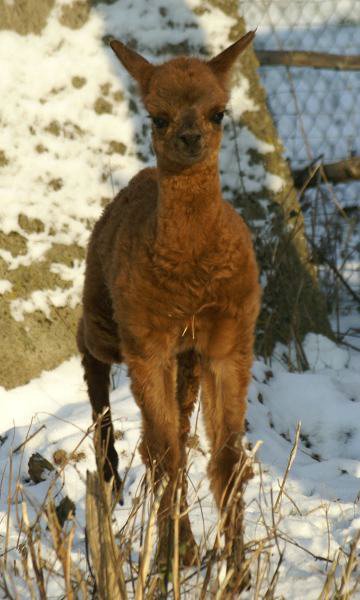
80, 343, 122, 499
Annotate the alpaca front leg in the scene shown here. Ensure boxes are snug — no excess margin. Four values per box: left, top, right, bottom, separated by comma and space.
176, 350, 201, 565
201, 355, 252, 504
125, 353, 185, 564
201, 354, 253, 586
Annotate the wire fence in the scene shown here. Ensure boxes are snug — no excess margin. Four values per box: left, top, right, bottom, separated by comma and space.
243, 0, 360, 169
241, 0, 360, 325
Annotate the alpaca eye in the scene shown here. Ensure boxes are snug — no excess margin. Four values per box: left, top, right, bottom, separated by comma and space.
211, 111, 225, 124
151, 116, 169, 129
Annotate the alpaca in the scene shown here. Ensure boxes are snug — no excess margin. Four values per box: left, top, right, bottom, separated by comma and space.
77, 31, 261, 570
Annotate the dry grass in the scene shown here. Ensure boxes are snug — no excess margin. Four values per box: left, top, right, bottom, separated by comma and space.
1, 429, 360, 599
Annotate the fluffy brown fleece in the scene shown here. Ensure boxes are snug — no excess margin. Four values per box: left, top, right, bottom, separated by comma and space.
77, 31, 261, 567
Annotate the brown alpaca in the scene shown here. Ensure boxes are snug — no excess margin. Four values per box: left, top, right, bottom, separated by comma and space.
77, 32, 261, 570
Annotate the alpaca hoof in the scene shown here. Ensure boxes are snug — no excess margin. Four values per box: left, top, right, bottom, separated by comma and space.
156, 528, 199, 568
226, 541, 251, 592
226, 568, 251, 593
112, 472, 124, 505
179, 539, 199, 567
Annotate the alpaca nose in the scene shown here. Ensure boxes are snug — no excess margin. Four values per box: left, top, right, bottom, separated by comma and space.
179, 132, 202, 148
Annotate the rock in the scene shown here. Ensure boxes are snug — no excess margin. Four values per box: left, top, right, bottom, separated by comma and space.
56, 496, 76, 527
28, 453, 55, 484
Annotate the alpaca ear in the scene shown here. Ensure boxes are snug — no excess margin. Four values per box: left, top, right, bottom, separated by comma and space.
207, 30, 256, 86
110, 40, 155, 96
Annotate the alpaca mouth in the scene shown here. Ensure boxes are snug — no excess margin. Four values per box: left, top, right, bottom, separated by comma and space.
178, 146, 205, 163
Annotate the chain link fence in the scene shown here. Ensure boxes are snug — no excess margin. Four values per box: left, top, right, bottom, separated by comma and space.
241, 0, 360, 329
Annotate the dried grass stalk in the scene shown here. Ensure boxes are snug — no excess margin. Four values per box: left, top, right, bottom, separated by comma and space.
85, 470, 127, 600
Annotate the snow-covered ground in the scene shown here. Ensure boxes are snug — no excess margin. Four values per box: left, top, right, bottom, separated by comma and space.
1, 330, 360, 597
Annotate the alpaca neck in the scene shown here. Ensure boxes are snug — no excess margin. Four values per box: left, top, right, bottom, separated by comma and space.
156, 159, 222, 256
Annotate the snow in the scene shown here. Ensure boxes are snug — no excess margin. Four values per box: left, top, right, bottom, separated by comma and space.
2, 331, 360, 596
0, 279, 12, 294
0, 13, 139, 261
10, 259, 85, 321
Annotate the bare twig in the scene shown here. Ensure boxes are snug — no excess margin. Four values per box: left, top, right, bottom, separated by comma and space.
13, 426, 46, 454
274, 423, 301, 512
307, 236, 360, 305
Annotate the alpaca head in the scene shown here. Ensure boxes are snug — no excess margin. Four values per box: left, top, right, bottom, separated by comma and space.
110, 32, 255, 171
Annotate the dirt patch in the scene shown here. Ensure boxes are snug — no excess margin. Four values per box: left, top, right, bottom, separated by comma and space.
100, 82, 111, 96
45, 120, 61, 136
0, 234, 85, 388
4, 261, 68, 298
113, 90, 124, 102
0, 300, 80, 389
2, 242, 85, 298
35, 143, 48, 154
0, 231, 27, 256
47, 243, 84, 265
0, 0, 95, 36
94, 96, 113, 115
0, 150, 9, 167
72, 76, 87, 89
107, 140, 126, 155
0, 0, 54, 35
18, 215, 45, 234
44, 120, 84, 139
59, 0, 90, 29
48, 178, 63, 191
